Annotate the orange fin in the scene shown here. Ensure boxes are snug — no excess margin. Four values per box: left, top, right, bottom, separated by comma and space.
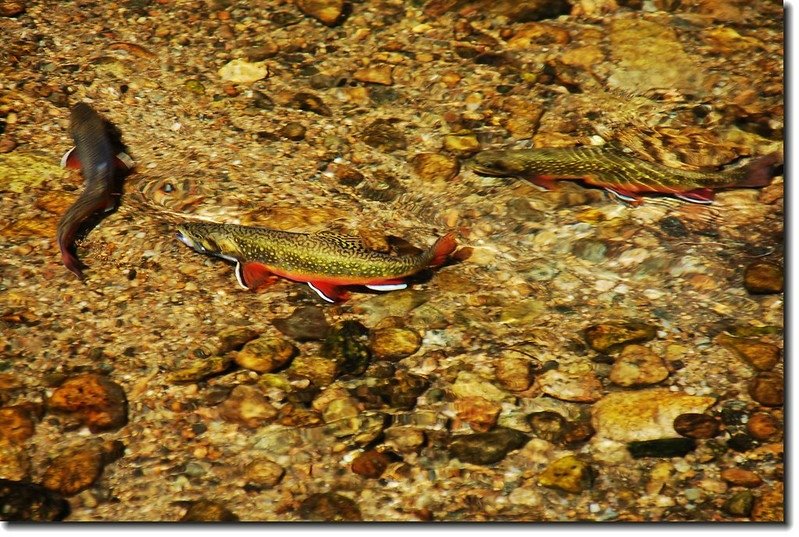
307, 281, 351, 303
528, 175, 560, 190
429, 232, 457, 267
675, 188, 714, 204
605, 187, 643, 206
235, 261, 278, 291
365, 279, 408, 292
60, 147, 81, 169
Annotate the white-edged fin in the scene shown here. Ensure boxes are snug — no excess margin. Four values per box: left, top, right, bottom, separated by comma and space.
116, 151, 135, 169
307, 282, 335, 303
675, 193, 714, 205
60, 146, 76, 168
234, 262, 249, 289
605, 187, 638, 203
365, 283, 408, 292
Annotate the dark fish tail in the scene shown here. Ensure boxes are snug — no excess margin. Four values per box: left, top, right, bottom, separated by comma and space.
56, 183, 115, 279
736, 152, 782, 188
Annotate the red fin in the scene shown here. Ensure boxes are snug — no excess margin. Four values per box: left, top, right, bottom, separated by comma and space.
675, 188, 715, 204
429, 232, 457, 267
307, 281, 351, 303
605, 187, 643, 206
237, 262, 278, 291
61, 147, 81, 169
739, 152, 782, 187
528, 175, 560, 190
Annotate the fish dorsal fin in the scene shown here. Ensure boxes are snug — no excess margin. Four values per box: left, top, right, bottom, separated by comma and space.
313, 231, 374, 252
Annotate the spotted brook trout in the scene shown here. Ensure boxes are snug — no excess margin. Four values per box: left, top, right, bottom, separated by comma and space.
176, 222, 457, 302
471, 146, 781, 205
56, 103, 134, 278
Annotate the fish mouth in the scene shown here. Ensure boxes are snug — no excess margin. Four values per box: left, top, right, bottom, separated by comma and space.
176, 231, 205, 252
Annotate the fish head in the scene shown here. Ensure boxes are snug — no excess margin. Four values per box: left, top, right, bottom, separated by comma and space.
176, 223, 219, 255
470, 150, 528, 177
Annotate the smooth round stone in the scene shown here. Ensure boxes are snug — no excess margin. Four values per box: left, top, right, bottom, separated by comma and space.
673, 413, 720, 439
584, 321, 658, 354
298, 493, 362, 521
369, 327, 421, 361
448, 427, 529, 465
411, 153, 460, 182
720, 468, 763, 488
234, 336, 296, 373
527, 411, 567, 443
748, 373, 784, 407
609, 344, 669, 386
244, 459, 285, 489
41, 443, 105, 497
743, 261, 783, 294
724, 490, 755, 517
746, 412, 782, 440
350, 450, 392, 479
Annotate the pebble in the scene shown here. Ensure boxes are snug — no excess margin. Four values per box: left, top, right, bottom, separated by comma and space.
411, 153, 460, 182
572, 239, 608, 263
351, 449, 393, 479
0, 479, 70, 521
609, 344, 669, 387
166, 356, 232, 384
454, 396, 502, 433
658, 216, 689, 238
362, 119, 407, 152
321, 320, 372, 376
672, 413, 720, 439
499, 299, 546, 324
297, 492, 362, 521
0, 1, 25, 17
0, 405, 35, 443
443, 133, 480, 156
41, 443, 105, 497
0, 439, 30, 480
353, 64, 394, 85
383, 426, 426, 454
381, 369, 429, 410
720, 468, 763, 488
217, 326, 259, 354
505, 22, 571, 50
627, 438, 696, 459
727, 433, 758, 453
537, 455, 594, 494
537, 369, 603, 403
748, 373, 783, 407
218, 385, 278, 428
584, 321, 658, 353
272, 306, 331, 342
716, 333, 780, 371
369, 327, 421, 361
279, 122, 307, 141
218, 59, 269, 84
180, 500, 239, 521
723, 490, 755, 518
751, 483, 783, 521
47, 373, 128, 433
495, 351, 536, 392
448, 427, 529, 465
527, 411, 567, 443
296, 0, 344, 26
451, 371, 510, 403
591, 389, 715, 442
746, 412, 782, 441
289, 92, 332, 116
743, 261, 783, 294
234, 335, 297, 373
244, 459, 284, 489
563, 419, 595, 445
351, 290, 430, 326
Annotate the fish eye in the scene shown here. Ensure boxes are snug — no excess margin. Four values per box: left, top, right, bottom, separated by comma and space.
161, 182, 174, 193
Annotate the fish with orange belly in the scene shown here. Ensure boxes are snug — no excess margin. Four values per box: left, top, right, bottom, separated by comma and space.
56, 103, 134, 278
176, 222, 457, 302
471, 146, 782, 205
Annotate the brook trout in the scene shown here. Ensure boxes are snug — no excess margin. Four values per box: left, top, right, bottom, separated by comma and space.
176, 222, 457, 302
56, 103, 134, 278
471, 146, 781, 205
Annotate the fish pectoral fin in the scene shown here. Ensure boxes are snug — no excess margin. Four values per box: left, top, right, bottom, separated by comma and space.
528, 175, 560, 190
365, 279, 408, 292
236, 261, 278, 291
675, 188, 715, 204
307, 281, 351, 303
604, 187, 643, 206
61, 147, 80, 170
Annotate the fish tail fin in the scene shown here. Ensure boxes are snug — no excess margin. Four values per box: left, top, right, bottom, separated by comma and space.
737, 152, 782, 187
427, 232, 457, 267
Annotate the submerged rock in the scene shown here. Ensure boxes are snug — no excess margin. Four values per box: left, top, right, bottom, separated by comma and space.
41, 443, 106, 497
180, 500, 239, 521
234, 336, 296, 373
272, 306, 331, 342
716, 334, 780, 371
0, 479, 70, 521
448, 427, 529, 465
743, 260, 783, 294
218, 59, 269, 83
296, 0, 345, 26
538, 455, 594, 493
298, 492, 362, 521
47, 374, 128, 433
748, 373, 783, 407
672, 413, 720, 439
584, 321, 658, 354
351, 450, 393, 479
627, 438, 696, 458
609, 344, 669, 387
369, 327, 421, 361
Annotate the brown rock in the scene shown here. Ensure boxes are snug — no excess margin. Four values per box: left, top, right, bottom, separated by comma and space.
217, 326, 259, 354
0, 406, 35, 443
562, 419, 595, 445
383, 426, 426, 454
272, 306, 331, 342
527, 411, 567, 443
351, 449, 392, 479
609, 344, 669, 386
353, 64, 394, 85
47, 373, 128, 433
0, 439, 30, 480
296, 0, 345, 26
537, 369, 602, 403
41, 443, 105, 496
234, 335, 297, 373
411, 153, 460, 182
538, 455, 594, 494
716, 334, 781, 371
495, 351, 535, 392
180, 500, 239, 521
165, 356, 233, 384
0, 479, 70, 521
362, 119, 407, 152
720, 468, 763, 488
443, 132, 480, 156
219, 385, 278, 428
0, 1, 25, 17
506, 22, 570, 49
454, 396, 501, 432
288, 355, 340, 387
743, 261, 783, 294
673, 413, 720, 439
748, 373, 783, 407
751, 483, 784, 522
279, 121, 307, 141
289, 92, 332, 116
369, 327, 421, 361
244, 459, 284, 489
584, 321, 658, 353
746, 412, 782, 441
298, 492, 362, 521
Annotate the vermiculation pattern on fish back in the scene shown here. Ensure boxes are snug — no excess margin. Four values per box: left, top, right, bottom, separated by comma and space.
192, 223, 432, 279
487, 147, 745, 190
